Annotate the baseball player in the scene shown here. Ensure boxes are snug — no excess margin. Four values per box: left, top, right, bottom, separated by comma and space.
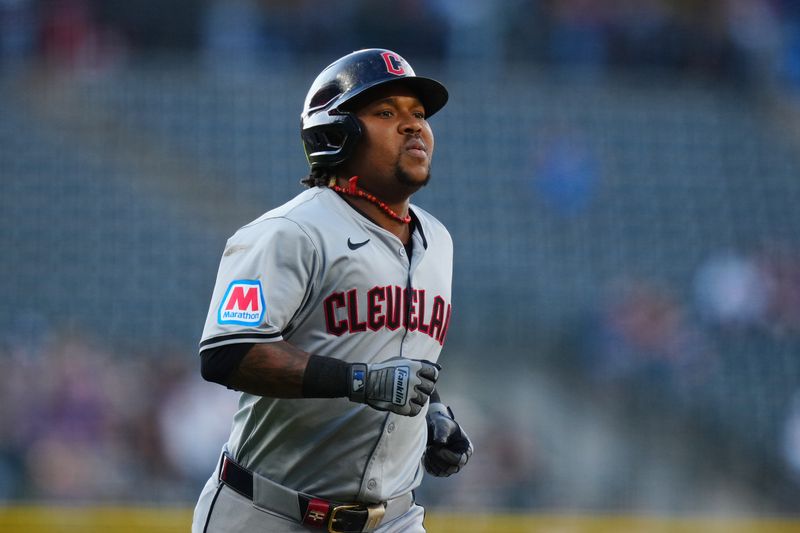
192, 49, 473, 533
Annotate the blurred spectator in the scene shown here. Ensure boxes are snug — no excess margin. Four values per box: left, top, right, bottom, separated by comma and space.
606, 0, 674, 68
417, 397, 542, 510
10, 0, 800, 95
18, 332, 127, 499
92, 0, 201, 54
433, 0, 505, 71
757, 244, 800, 336
159, 369, 239, 488
273, 0, 360, 59
721, 0, 782, 84
531, 128, 601, 216
39, 0, 95, 65
580, 278, 717, 398
781, 390, 800, 482
473, 418, 542, 509
693, 250, 771, 330
546, 0, 612, 69
0, 329, 204, 501
258, 0, 310, 59
504, 0, 550, 64
39, 0, 127, 69
0, 0, 37, 66
504, 0, 752, 81
350, 0, 448, 62
776, 0, 800, 91
201, 0, 362, 67
694, 244, 800, 338
201, 0, 265, 70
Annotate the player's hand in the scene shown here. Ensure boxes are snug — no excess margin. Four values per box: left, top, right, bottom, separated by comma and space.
422, 403, 473, 476
348, 357, 439, 416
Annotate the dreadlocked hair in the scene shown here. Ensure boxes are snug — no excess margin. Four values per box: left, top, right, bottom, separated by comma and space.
301, 168, 335, 188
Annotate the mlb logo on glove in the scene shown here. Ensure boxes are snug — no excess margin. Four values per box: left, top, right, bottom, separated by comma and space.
352, 370, 365, 393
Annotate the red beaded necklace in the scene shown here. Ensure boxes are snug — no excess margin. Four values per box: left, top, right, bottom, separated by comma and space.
329, 176, 412, 224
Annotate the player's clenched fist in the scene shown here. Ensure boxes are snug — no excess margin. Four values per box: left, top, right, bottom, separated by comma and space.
348, 357, 439, 416
423, 403, 473, 476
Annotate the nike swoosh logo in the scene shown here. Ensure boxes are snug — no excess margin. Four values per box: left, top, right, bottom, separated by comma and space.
347, 238, 370, 250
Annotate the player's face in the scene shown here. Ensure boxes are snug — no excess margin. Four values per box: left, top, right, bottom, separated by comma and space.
343, 85, 435, 199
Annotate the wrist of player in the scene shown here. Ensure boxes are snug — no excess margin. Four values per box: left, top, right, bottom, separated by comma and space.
302, 355, 440, 416
301, 355, 350, 398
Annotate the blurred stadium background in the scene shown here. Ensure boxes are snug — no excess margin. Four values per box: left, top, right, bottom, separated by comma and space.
2, 0, 800, 531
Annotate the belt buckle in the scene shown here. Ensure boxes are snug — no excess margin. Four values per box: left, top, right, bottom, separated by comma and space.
328, 503, 385, 533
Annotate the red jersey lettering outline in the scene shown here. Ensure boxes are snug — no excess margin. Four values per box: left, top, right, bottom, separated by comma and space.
323, 286, 450, 344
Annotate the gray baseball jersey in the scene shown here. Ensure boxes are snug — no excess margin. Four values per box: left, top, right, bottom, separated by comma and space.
199, 186, 453, 504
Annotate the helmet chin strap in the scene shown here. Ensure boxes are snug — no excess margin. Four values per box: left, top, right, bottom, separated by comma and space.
329, 176, 412, 224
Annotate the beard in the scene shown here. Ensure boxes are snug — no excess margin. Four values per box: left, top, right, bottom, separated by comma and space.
394, 161, 431, 191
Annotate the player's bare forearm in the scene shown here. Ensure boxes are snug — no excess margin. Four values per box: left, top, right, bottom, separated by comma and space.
226, 341, 310, 398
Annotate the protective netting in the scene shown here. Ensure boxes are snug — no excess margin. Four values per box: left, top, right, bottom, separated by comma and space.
1, 61, 800, 512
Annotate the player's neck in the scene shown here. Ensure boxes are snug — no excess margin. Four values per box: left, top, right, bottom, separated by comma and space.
330, 177, 412, 244
344, 195, 412, 243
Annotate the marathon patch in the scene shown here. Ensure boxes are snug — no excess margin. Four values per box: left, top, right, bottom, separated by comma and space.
218, 280, 265, 326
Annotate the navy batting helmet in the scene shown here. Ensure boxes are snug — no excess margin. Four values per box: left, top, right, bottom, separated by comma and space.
301, 49, 448, 171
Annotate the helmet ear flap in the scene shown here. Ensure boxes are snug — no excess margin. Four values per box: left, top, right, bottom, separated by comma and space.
301, 113, 362, 170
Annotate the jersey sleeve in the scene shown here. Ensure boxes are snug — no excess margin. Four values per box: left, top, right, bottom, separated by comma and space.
198, 217, 319, 352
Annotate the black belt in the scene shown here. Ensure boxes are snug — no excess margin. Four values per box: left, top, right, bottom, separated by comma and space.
219, 454, 410, 533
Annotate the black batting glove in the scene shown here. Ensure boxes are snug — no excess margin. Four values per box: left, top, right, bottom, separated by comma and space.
423, 402, 473, 477
348, 357, 440, 417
